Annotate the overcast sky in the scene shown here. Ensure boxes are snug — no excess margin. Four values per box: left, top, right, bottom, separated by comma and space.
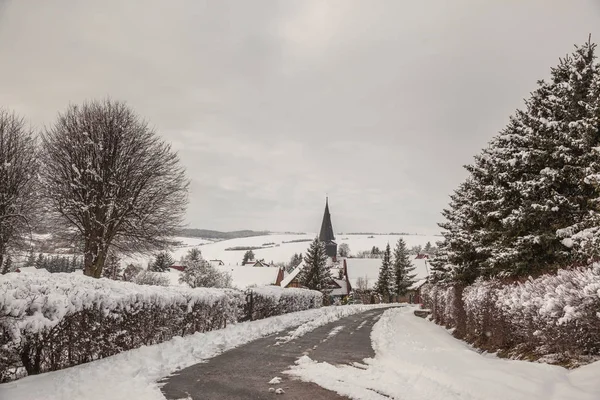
1, 1, 600, 234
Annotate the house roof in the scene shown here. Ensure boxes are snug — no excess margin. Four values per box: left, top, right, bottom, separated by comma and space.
345, 256, 430, 290
345, 258, 381, 290
168, 264, 283, 289
218, 265, 282, 288
280, 261, 304, 287
409, 278, 428, 291
330, 278, 350, 296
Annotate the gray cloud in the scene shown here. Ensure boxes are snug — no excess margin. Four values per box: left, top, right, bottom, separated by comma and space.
1, 0, 600, 234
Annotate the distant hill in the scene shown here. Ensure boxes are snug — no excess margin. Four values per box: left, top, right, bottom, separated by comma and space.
177, 229, 271, 240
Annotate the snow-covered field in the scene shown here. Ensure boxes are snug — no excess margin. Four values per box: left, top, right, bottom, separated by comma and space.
0, 304, 390, 400
125, 233, 441, 267
285, 307, 600, 400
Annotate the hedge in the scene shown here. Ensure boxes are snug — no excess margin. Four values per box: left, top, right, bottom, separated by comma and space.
421, 265, 600, 366
0, 270, 322, 382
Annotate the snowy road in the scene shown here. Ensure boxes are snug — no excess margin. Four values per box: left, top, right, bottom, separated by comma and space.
160, 307, 390, 400
286, 307, 600, 400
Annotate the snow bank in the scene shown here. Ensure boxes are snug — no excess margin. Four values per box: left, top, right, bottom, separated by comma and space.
0, 304, 386, 400
285, 307, 600, 400
0, 272, 323, 382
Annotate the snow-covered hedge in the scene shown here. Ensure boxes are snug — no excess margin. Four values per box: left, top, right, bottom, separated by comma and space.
421, 266, 600, 364
0, 271, 322, 382
244, 286, 323, 321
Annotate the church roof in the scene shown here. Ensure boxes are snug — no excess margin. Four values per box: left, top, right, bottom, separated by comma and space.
319, 198, 336, 243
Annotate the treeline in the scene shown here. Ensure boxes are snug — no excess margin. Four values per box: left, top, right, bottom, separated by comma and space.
177, 229, 270, 240
432, 39, 600, 284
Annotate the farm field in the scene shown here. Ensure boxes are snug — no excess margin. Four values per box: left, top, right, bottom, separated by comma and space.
124, 233, 442, 267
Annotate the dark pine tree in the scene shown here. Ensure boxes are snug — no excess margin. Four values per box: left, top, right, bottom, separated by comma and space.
298, 238, 331, 293
287, 252, 303, 273
150, 251, 174, 272
242, 250, 255, 265
375, 243, 395, 301
392, 239, 417, 295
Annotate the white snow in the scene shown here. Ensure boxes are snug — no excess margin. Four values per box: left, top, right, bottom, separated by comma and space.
0, 304, 388, 400
326, 325, 345, 339
275, 388, 285, 394
1, 269, 240, 342
284, 307, 600, 400
275, 304, 392, 345
166, 265, 283, 289
125, 234, 441, 270
268, 377, 283, 384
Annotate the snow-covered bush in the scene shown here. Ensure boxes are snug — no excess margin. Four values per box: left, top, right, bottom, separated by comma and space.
425, 266, 600, 364
179, 259, 232, 288
244, 286, 323, 321
132, 270, 170, 286
462, 279, 506, 348
0, 271, 324, 381
0, 270, 242, 381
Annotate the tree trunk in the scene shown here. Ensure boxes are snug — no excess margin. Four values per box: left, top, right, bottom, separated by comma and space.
83, 241, 107, 278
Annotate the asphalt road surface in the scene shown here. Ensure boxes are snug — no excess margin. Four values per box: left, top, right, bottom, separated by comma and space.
160, 307, 392, 400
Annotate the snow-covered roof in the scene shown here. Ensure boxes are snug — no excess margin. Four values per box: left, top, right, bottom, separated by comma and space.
218, 265, 281, 289
408, 278, 428, 291
167, 265, 281, 289
346, 256, 430, 290
330, 278, 349, 296
346, 258, 381, 290
280, 262, 304, 287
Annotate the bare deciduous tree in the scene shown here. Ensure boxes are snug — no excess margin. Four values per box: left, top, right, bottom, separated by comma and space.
0, 109, 37, 273
40, 99, 189, 277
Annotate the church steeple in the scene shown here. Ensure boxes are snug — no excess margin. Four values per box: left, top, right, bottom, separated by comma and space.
319, 197, 337, 258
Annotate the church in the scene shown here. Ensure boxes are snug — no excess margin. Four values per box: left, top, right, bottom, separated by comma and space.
280, 198, 351, 300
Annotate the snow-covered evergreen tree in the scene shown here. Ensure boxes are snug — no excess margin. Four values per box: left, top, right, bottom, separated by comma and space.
242, 250, 255, 265
392, 239, 416, 295
185, 248, 202, 263
298, 237, 331, 293
438, 39, 600, 280
287, 252, 303, 273
375, 243, 395, 300
150, 251, 174, 272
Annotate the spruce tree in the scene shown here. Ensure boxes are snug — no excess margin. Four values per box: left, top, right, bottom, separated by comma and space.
392, 239, 416, 295
438, 39, 600, 280
423, 242, 432, 254
429, 240, 451, 282
185, 248, 202, 263
242, 250, 255, 265
298, 238, 331, 293
287, 252, 303, 273
488, 40, 600, 275
375, 243, 395, 301
150, 251, 174, 272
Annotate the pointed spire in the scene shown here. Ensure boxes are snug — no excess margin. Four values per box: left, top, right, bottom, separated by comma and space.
319, 197, 335, 243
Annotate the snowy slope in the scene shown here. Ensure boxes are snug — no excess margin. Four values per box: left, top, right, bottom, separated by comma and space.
0, 304, 390, 400
285, 307, 600, 400
125, 233, 441, 268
